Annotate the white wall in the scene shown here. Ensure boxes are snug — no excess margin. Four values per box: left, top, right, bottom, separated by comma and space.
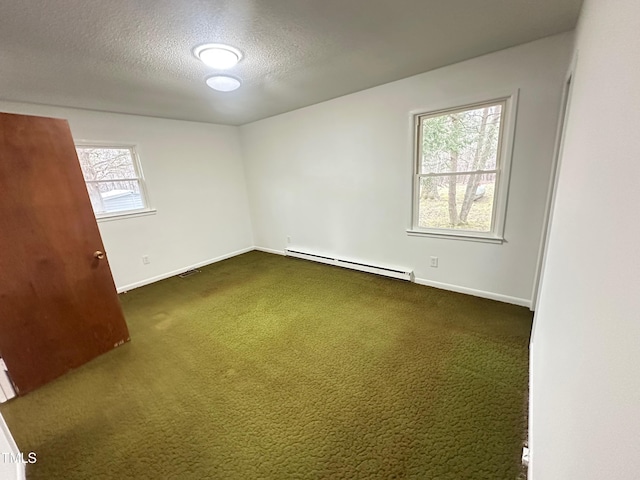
0, 101, 254, 291
240, 34, 574, 306
530, 1, 640, 478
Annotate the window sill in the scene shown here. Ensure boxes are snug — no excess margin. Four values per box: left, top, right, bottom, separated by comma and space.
96, 209, 157, 223
406, 229, 504, 244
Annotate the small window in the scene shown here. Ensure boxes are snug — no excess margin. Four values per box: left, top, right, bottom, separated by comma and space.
75, 145, 151, 219
410, 95, 516, 242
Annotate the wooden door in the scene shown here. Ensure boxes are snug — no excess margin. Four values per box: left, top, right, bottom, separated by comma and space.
0, 112, 130, 395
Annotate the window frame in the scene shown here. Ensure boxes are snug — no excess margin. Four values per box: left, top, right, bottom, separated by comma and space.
407, 91, 518, 243
74, 142, 155, 222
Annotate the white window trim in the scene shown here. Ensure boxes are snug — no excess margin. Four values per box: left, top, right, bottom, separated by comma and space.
75, 141, 155, 221
407, 90, 519, 243
95, 208, 157, 223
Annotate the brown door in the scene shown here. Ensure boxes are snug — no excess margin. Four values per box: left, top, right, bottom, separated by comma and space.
0, 112, 130, 395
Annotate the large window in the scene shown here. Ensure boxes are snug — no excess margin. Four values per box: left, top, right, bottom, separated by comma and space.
75, 145, 151, 219
410, 95, 516, 242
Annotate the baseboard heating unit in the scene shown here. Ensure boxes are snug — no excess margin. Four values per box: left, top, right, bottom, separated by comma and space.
285, 248, 413, 281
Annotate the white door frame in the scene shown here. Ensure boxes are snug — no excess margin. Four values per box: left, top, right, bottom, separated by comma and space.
530, 55, 578, 314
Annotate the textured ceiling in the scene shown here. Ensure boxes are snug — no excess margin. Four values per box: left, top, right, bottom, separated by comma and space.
0, 0, 583, 125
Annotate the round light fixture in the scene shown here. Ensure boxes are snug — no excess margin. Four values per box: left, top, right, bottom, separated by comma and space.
206, 75, 241, 92
194, 43, 242, 69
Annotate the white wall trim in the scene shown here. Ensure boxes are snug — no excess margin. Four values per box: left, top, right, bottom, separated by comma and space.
117, 246, 532, 309
254, 246, 285, 255
408, 87, 523, 119
530, 52, 579, 312
414, 276, 531, 307
116, 246, 254, 293
406, 229, 504, 244
254, 247, 531, 307
0, 413, 25, 480
408, 90, 520, 243
96, 208, 157, 223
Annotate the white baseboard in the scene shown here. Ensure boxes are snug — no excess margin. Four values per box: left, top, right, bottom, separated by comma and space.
115, 246, 532, 310
414, 277, 532, 308
116, 246, 254, 293
254, 246, 285, 255
256, 247, 530, 307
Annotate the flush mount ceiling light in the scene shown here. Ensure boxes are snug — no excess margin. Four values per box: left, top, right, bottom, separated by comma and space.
206, 75, 241, 92
194, 43, 242, 69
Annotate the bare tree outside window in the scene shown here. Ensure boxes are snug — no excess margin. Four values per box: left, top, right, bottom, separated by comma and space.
75, 146, 148, 217
416, 102, 504, 232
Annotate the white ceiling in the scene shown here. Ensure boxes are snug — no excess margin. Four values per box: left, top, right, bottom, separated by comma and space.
0, 0, 583, 126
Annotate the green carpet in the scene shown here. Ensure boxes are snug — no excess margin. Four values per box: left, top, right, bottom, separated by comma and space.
1, 251, 532, 479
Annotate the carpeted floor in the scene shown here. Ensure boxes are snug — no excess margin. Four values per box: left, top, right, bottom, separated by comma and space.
1, 251, 532, 479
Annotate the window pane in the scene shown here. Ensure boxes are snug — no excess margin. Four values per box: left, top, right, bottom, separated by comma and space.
76, 147, 137, 180
418, 173, 496, 232
419, 103, 503, 174
76, 146, 148, 217
86, 180, 144, 215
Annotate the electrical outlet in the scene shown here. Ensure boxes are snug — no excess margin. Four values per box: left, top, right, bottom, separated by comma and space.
430, 256, 438, 268
286, 236, 291, 244
142, 255, 150, 265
